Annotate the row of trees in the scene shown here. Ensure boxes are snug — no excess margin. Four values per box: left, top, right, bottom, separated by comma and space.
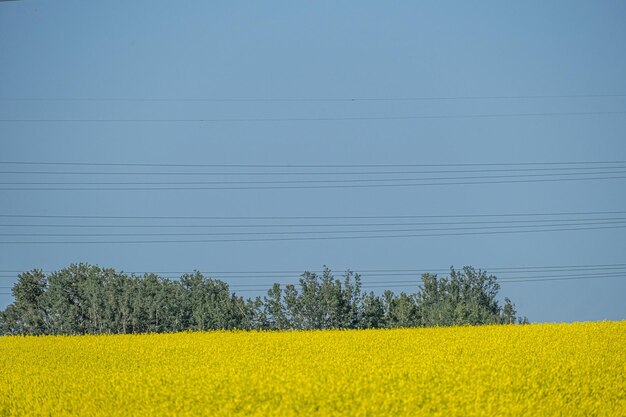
0, 264, 527, 335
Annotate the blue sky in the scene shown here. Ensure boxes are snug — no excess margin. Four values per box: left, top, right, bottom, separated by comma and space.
1, 1, 625, 322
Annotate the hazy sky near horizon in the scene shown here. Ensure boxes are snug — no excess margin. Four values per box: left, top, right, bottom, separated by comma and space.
1, 1, 625, 322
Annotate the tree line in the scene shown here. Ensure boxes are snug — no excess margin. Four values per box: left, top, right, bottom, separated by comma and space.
0, 263, 527, 335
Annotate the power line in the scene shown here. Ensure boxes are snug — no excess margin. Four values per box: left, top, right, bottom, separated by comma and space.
2, 174, 625, 190
0, 224, 623, 244
1, 219, 625, 237
4, 170, 626, 186
2, 93, 625, 102
161, 265, 626, 276
4, 166, 626, 177
0, 210, 622, 220
2, 267, 626, 279
375, 274, 626, 285
2, 266, 626, 283
1, 263, 626, 276
1, 110, 626, 123
218, 274, 626, 293
210, 272, 626, 288
162, 270, 626, 281
233, 273, 626, 288
2, 272, 625, 291
0, 272, 626, 295
4, 216, 626, 229
43, 267, 626, 279
1, 160, 625, 169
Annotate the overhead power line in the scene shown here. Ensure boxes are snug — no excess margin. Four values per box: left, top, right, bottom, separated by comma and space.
232, 275, 626, 292
0, 224, 624, 244
3, 267, 626, 297
1, 160, 625, 168
154, 270, 626, 281
1, 110, 626, 123
1, 219, 624, 237
3, 216, 626, 228
1, 272, 625, 291
3, 170, 626, 186
2, 269, 625, 293
215, 272, 626, 288
3, 169, 626, 184
2, 263, 626, 276
2, 267, 626, 280
1, 174, 625, 190
2, 93, 625, 102
0, 210, 623, 220
4, 165, 626, 176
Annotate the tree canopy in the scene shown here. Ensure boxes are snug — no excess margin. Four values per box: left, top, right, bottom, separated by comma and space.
0, 264, 527, 335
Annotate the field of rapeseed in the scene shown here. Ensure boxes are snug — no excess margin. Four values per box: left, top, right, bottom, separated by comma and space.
0, 322, 624, 416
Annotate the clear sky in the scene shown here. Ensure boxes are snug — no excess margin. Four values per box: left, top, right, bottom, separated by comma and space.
1, 1, 625, 323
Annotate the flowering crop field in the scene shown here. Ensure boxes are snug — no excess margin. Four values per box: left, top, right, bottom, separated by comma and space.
0, 322, 624, 416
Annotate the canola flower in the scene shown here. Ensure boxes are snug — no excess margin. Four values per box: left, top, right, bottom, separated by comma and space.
0, 322, 624, 416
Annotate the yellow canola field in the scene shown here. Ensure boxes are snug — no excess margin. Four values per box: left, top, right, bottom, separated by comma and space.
1, 322, 625, 416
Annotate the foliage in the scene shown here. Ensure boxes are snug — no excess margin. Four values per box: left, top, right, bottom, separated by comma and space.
0, 263, 527, 335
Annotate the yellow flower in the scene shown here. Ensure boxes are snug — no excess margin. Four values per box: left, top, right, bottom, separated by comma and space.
0, 322, 624, 416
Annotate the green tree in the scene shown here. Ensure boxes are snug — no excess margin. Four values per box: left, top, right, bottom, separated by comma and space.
0, 263, 526, 335
46, 264, 91, 334
245, 296, 267, 330
2, 269, 48, 335
417, 267, 504, 326
264, 283, 288, 330
283, 284, 302, 329
341, 271, 362, 328
300, 271, 325, 329
501, 297, 517, 324
360, 291, 384, 328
